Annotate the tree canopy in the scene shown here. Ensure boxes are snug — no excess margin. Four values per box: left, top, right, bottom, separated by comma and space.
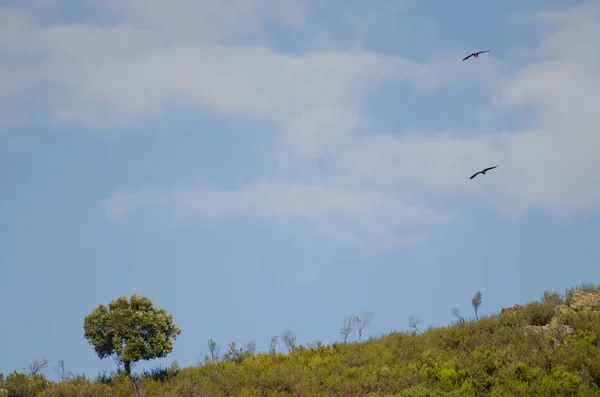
472, 291, 482, 320
83, 294, 181, 375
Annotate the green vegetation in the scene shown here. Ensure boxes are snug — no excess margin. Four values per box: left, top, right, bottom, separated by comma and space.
83, 294, 181, 376
472, 291, 482, 320
3, 284, 600, 396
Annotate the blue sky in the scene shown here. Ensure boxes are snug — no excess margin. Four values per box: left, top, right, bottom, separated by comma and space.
1, 0, 600, 380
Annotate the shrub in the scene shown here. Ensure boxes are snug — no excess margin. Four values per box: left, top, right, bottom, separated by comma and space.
523, 303, 556, 326
542, 290, 564, 306
5, 372, 49, 397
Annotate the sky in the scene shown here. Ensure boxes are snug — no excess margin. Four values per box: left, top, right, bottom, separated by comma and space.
1, 0, 600, 380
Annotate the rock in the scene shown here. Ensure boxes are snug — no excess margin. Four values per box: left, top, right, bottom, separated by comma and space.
569, 291, 600, 311
501, 304, 526, 314
523, 323, 574, 346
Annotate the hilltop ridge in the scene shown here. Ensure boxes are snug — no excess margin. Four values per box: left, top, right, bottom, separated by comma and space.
3, 284, 600, 396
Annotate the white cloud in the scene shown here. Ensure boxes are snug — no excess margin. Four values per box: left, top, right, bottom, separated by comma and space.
6, 1, 600, 244
99, 2, 600, 241
102, 191, 168, 218
0, 5, 442, 156
0, 1, 486, 153
487, 5, 600, 213
329, 3, 600, 217
101, 182, 454, 246
106, 0, 310, 39
2, 0, 464, 246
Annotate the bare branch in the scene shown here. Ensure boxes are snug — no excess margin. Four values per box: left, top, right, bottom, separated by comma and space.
409, 315, 422, 335
451, 308, 465, 325
246, 340, 256, 355
54, 360, 74, 381
282, 327, 296, 353
28, 357, 49, 377
355, 310, 375, 341
269, 336, 278, 355
340, 315, 356, 343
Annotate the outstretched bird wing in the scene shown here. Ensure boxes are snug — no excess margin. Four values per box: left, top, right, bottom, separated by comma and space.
469, 165, 498, 179
469, 171, 482, 179
464, 50, 491, 61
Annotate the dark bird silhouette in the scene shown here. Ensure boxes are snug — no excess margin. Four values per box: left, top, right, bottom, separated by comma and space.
463, 50, 491, 61
470, 165, 498, 180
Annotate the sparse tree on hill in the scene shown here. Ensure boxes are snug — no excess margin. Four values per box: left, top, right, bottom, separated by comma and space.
28, 357, 48, 377
356, 310, 375, 341
208, 339, 220, 362
222, 342, 249, 364
451, 308, 465, 325
269, 336, 278, 355
54, 360, 74, 381
246, 340, 256, 355
282, 327, 296, 353
472, 291, 483, 320
83, 294, 181, 376
340, 315, 356, 343
409, 315, 422, 334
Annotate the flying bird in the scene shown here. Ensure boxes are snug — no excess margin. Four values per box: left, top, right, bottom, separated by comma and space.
463, 50, 491, 61
469, 165, 498, 180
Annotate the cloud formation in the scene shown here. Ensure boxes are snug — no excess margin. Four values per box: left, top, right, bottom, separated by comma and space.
4, 1, 600, 245
331, 4, 600, 217
0, 1, 482, 144
102, 182, 453, 246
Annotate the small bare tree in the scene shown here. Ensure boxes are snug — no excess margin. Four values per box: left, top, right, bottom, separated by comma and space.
340, 315, 356, 343
472, 291, 483, 320
269, 336, 278, 355
356, 310, 375, 341
54, 360, 74, 381
246, 340, 256, 356
409, 315, 422, 335
451, 308, 465, 325
282, 327, 296, 353
28, 357, 49, 376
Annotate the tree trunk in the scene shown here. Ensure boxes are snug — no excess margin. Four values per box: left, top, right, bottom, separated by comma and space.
124, 361, 131, 376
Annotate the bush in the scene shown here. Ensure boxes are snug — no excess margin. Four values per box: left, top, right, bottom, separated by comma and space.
539, 368, 584, 396
5, 372, 49, 397
542, 290, 564, 306
523, 303, 556, 326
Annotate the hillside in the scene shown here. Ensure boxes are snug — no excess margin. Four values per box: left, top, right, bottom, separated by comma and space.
3, 284, 600, 396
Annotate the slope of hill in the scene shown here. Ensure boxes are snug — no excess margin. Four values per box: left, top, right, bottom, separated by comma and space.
3, 284, 600, 397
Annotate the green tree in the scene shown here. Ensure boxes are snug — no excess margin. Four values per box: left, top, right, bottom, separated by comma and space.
207, 338, 220, 362
83, 294, 181, 376
472, 291, 483, 320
